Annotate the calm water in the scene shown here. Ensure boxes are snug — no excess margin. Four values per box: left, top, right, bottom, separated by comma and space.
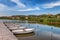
15, 21, 60, 40
0, 20, 60, 40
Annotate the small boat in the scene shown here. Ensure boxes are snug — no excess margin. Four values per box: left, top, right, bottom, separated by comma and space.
9, 27, 26, 30
12, 28, 34, 34
19, 27, 27, 29
9, 27, 18, 30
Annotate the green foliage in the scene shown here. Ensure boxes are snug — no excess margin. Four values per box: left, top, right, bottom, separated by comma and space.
0, 14, 60, 24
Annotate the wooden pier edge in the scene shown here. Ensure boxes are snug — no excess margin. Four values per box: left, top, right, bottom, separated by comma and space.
0, 22, 18, 40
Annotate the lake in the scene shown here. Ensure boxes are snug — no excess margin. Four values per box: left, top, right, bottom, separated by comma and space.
0, 20, 60, 40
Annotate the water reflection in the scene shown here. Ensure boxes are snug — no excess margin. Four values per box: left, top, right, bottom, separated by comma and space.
15, 21, 60, 40
1, 20, 60, 40
15, 32, 35, 37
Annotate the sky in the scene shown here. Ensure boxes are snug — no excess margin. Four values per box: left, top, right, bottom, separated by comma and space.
0, 0, 60, 16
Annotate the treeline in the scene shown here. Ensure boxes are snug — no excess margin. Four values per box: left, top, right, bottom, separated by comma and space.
0, 14, 60, 24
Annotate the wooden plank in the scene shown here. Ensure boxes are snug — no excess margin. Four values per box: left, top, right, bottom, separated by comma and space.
0, 22, 18, 40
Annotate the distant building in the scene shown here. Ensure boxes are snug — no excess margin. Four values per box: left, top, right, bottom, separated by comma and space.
48, 14, 52, 16
25, 16, 28, 19
16, 17, 20, 19
57, 16, 60, 18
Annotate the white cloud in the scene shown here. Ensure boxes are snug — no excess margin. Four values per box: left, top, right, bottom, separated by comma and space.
43, 1, 60, 8
15, 7, 40, 11
0, 3, 40, 12
11, 0, 26, 8
0, 4, 8, 10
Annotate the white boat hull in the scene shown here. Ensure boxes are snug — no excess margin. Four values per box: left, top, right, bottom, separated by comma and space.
12, 28, 34, 34
9, 27, 26, 30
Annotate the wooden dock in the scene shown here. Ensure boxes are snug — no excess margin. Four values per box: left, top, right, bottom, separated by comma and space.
0, 22, 18, 40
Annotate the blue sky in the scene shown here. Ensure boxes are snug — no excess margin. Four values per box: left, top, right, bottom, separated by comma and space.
0, 0, 60, 16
